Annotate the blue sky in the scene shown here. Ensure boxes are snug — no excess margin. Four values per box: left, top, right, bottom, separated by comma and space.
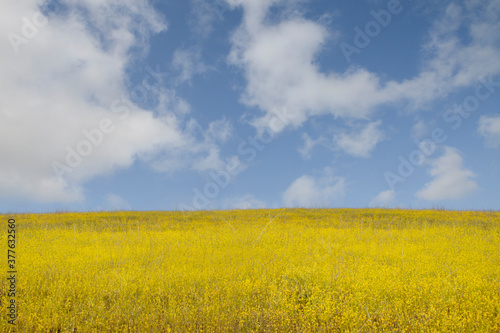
1, 0, 499, 212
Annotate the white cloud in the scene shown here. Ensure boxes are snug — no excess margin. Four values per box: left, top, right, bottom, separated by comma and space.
283, 168, 345, 207
190, 0, 228, 38
0, 0, 170, 202
172, 47, 210, 85
299, 121, 384, 159
228, 1, 500, 133
416, 147, 478, 201
334, 121, 385, 158
104, 193, 131, 211
222, 194, 266, 209
387, 3, 500, 109
206, 117, 233, 143
192, 147, 226, 172
478, 114, 500, 148
149, 117, 236, 173
411, 119, 430, 141
370, 190, 395, 207
0, 0, 229, 203
298, 133, 321, 159
228, 12, 392, 130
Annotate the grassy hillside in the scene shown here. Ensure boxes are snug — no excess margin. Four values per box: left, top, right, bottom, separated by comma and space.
1, 209, 500, 332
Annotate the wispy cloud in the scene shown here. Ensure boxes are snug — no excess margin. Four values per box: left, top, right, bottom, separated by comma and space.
370, 190, 395, 207
298, 133, 322, 159
222, 194, 266, 209
103, 193, 131, 211
478, 114, 500, 148
190, 0, 228, 38
172, 47, 210, 85
334, 121, 385, 158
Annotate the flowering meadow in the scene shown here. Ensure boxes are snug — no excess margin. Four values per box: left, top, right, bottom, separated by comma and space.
1, 208, 499, 332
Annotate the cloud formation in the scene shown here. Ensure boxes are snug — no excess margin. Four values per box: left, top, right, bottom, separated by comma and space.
283, 168, 345, 207
416, 147, 478, 201
103, 193, 131, 211
0, 0, 230, 203
334, 121, 385, 158
370, 190, 396, 207
227, 0, 500, 136
172, 47, 210, 85
478, 114, 500, 148
222, 194, 266, 209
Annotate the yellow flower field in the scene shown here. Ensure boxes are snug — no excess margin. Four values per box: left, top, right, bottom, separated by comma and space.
1, 208, 499, 332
